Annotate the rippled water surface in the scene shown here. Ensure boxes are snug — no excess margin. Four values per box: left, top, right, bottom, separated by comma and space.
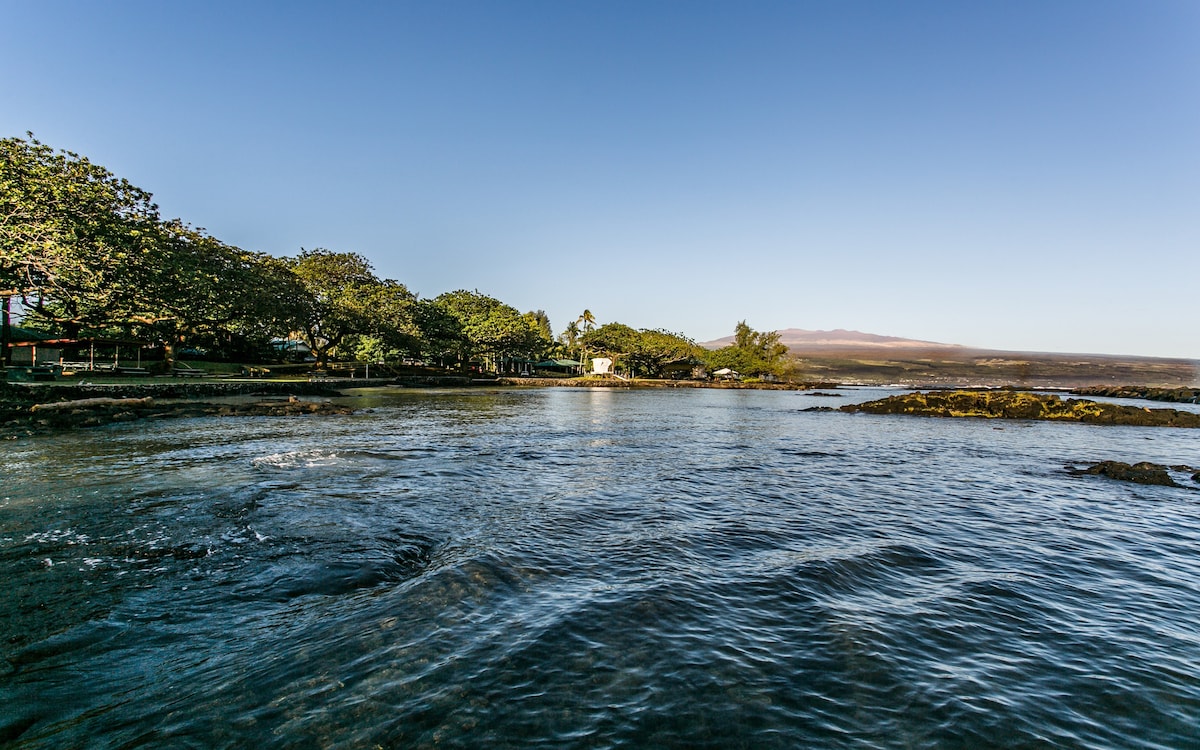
2, 387, 1199, 748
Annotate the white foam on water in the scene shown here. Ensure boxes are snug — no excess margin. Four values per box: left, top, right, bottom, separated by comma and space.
23, 528, 91, 545
251, 450, 343, 471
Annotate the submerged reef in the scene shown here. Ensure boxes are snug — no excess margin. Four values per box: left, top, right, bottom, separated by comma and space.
2, 396, 353, 438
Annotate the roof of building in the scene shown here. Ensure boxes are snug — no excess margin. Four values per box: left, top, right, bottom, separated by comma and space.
6, 326, 54, 342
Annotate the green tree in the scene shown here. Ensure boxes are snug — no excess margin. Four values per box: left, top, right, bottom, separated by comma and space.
559, 319, 582, 371
412, 298, 465, 366
362, 279, 422, 358
526, 310, 552, 341
1, 133, 163, 337
577, 309, 596, 333
522, 310, 555, 363
1, 135, 308, 367
433, 290, 543, 372
560, 320, 580, 350
581, 321, 639, 369
132, 222, 309, 366
573, 310, 598, 372
338, 280, 424, 368
704, 321, 790, 377
222, 254, 311, 359
287, 249, 381, 368
626, 328, 701, 377
352, 335, 388, 366
581, 323, 700, 377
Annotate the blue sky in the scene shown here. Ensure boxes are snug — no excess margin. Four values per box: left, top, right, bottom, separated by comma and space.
3, 1, 1197, 358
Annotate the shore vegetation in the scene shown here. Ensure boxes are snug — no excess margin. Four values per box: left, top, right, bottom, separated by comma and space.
2, 134, 795, 382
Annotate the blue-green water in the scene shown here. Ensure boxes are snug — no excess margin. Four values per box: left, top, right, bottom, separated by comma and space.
2, 387, 1199, 748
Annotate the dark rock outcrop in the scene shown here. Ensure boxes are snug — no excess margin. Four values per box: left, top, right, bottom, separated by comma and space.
1072, 386, 1200, 404
1068, 461, 1183, 487
833, 390, 1200, 427
1, 380, 342, 404
3, 397, 353, 438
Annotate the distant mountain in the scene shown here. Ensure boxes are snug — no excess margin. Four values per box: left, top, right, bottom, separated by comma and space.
700, 328, 959, 351
698, 328, 1198, 387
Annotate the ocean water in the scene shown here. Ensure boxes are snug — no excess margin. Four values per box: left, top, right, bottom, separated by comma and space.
2, 387, 1199, 749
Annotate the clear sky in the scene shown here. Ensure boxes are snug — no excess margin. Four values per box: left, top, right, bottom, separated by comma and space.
2, 1, 1197, 358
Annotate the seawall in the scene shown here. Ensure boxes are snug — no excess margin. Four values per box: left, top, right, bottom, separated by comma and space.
493, 377, 839, 390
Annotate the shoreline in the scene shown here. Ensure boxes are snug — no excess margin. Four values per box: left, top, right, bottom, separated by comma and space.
0, 375, 847, 405
0, 377, 844, 438
1, 379, 352, 403
491, 377, 842, 390
5, 375, 1197, 401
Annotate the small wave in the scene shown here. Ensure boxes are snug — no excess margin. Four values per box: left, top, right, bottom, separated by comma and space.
251, 450, 345, 471
250, 448, 431, 473
234, 534, 437, 602
788, 542, 949, 599
6, 620, 127, 672
778, 449, 841, 459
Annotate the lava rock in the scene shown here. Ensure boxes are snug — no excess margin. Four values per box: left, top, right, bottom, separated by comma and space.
1072, 386, 1199, 404
1069, 461, 1181, 487
841, 390, 1200, 427
2, 397, 353, 438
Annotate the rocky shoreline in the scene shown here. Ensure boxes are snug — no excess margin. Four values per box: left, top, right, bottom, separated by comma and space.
493, 377, 842, 390
0, 379, 346, 404
824, 390, 1200, 428
2, 396, 353, 439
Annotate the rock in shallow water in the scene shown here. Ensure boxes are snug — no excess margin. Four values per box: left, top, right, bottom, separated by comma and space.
2, 397, 354, 437
836, 390, 1200, 427
1069, 461, 1182, 487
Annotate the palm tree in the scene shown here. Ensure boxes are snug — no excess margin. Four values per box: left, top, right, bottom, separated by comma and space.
560, 320, 580, 350
574, 310, 596, 375
560, 320, 582, 374
577, 309, 596, 334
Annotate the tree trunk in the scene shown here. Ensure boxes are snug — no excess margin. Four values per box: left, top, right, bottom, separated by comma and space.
313, 344, 330, 370
1, 295, 11, 367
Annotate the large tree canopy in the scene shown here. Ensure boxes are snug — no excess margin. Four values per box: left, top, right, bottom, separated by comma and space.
287, 249, 420, 367
704, 321, 790, 377
581, 322, 700, 377
140, 225, 308, 361
2, 134, 310, 364
1, 133, 162, 332
432, 289, 548, 369
3, 135, 793, 377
